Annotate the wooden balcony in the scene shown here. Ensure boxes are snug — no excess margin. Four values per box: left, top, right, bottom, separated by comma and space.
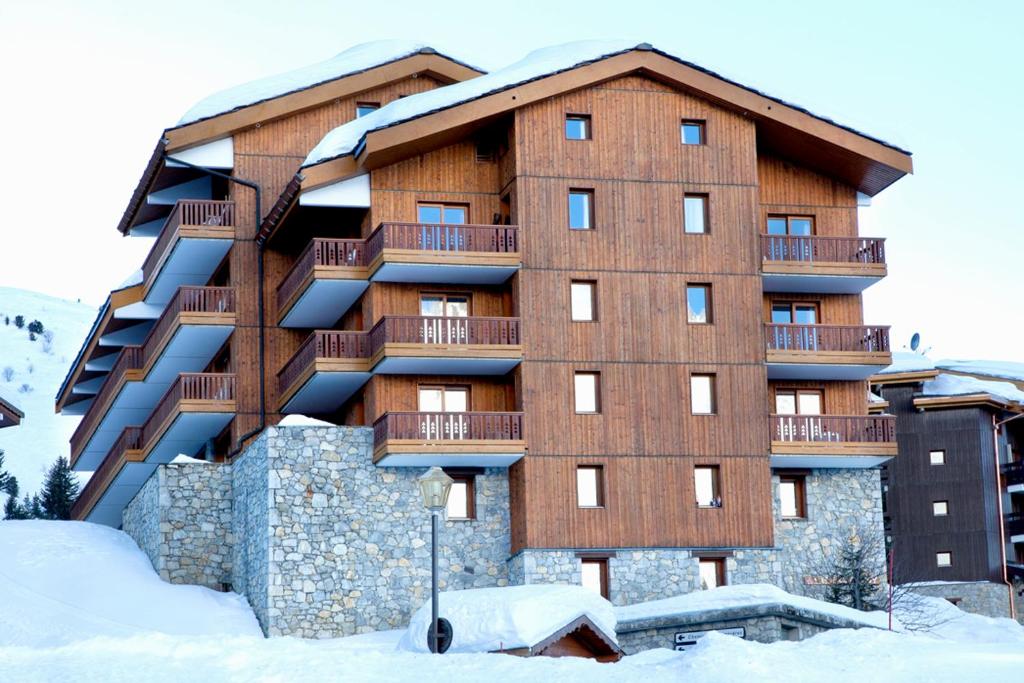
142, 199, 235, 304
365, 222, 520, 284
760, 235, 887, 294
139, 373, 235, 463
71, 427, 150, 526
1002, 461, 1024, 490
372, 411, 526, 467
1007, 563, 1024, 582
765, 323, 891, 380
277, 238, 370, 328
769, 414, 897, 467
1006, 512, 1024, 539
277, 331, 371, 413
69, 287, 236, 470
368, 316, 522, 374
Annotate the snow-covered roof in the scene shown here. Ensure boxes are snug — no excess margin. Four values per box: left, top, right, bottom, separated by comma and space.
117, 268, 143, 291
876, 351, 937, 375
303, 39, 911, 168
869, 391, 886, 404
921, 373, 1024, 406
615, 584, 889, 630
398, 584, 616, 654
175, 41, 481, 128
935, 359, 1024, 384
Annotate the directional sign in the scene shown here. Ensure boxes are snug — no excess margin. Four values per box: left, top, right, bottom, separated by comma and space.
673, 626, 745, 651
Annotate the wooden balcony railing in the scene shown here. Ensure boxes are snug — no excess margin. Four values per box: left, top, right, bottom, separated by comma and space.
141, 373, 235, 450
770, 414, 896, 444
277, 238, 367, 311
368, 316, 521, 351
761, 235, 886, 265
69, 345, 144, 463
765, 324, 891, 354
71, 426, 142, 519
278, 331, 369, 396
373, 411, 524, 446
142, 200, 236, 285
1006, 512, 1024, 537
140, 286, 235, 369
1002, 461, 1024, 488
1008, 563, 1024, 581
365, 222, 519, 261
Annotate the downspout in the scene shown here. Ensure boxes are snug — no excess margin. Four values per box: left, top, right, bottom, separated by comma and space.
163, 151, 265, 460
992, 412, 1022, 621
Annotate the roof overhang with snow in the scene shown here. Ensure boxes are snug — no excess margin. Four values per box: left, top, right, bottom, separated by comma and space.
0, 395, 24, 429
870, 369, 940, 386
299, 43, 913, 195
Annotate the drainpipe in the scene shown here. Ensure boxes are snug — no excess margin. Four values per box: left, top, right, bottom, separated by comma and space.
992, 412, 1024, 620
162, 151, 265, 460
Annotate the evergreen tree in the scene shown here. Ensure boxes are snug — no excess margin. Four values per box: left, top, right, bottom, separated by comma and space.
20, 493, 36, 518
41, 457, 80, 520
2, 477, 26, 520
27, 320, 43, 335
28, 494, 44, 520
0, 449, 11, 495
13, 315, 24, 329
812, 526, 884, 611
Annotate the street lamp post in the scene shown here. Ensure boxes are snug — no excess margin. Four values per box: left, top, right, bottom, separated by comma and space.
418, 466, 453, 654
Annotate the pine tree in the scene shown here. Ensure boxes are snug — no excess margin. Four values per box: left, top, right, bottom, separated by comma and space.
2, 477, 26, 520
13, 315, 24, 329
0, 449, 11, 495
28, 494, 44, 520
41, 457, 80, 520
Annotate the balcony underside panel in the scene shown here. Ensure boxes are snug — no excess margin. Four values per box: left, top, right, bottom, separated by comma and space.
373, 442, 526, 468
146, 238, 233, 305
371, 262, 518, 285
280, 278, 369, 328
1012, 534, 1024, 544
84, 462, 158, 527
147, 325, 234, 383
60, 397, 93, 416
1008, 484, 1024, 494
769, 454, 894, 468
75, 383, 170, 471
99, 322, 153, 347
282, 371, 372, 414
766, 360, 890, 380
85, 352, 120, 372
372, 355, 521, 375
71, 375, 106, 395
761, 272, 883, 294
145, 412, 234, 464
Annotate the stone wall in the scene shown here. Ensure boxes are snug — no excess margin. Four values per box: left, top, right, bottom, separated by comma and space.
122, 461, 233, 589
907, 581, 1022, 622
231, 434, 270, 630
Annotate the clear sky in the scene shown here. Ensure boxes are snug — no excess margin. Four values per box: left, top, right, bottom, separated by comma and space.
0, 0, 1021, 360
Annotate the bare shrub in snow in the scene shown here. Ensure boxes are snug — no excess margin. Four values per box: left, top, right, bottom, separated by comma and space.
1, 367, 13, 382
17, 383, 31, 394
42, 330, 54, 344
27, 363, 34, 374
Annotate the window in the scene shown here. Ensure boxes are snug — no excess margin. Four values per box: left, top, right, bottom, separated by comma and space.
570, 281, 597, 322
779, 475, 807, 519
420, 293, 470, 317
766, 215, 814, 236
356, 102, 380, 118
418, 385, 468, 412
569, 190, 594, 230
683, 194, 708, 234
690, 374, 716, 415
771, 301, 819, 325
933, 500, 949, 517
698, 558, 725, 590
774, 389, 823, 416
929, 450, 946, 465
574, 372, 600, 414
936, 551, 952, 568
686, 284, 712, 324
576, 466, 604, 508
694, 466, 721, 508
681, 120, 706, 145
446, 474, 475, 520
417, 203, 468, 225
580, 558, 609, 598
565, 114, 591, 140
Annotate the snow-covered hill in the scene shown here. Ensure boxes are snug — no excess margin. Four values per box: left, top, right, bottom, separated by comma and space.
0, 287, 95, 497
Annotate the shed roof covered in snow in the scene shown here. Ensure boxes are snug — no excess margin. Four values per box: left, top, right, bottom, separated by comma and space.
0, 394, 24, 429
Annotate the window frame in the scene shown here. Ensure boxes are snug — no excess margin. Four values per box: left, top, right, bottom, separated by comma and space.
766, 214, 816, 236
565, 113, 592, 141
570, 280, 598, 322
681, 119, 706, 146
419, 291, 472, 317
416, 202, 470, 225
568, 189, 595, 230
580, 557, 610, 598
444, 472, 477, 520
697, 557, 726, 590
779, 474, 807, 519
417, 384, 471, 412
773, 388, 825, 416
686, 283, 713, 324
690, 373, 717, 415
355, 102, 380, 118
683, 193, 710, 234
929, 450, 946, 465
694, 465, 721, 508
936, 551, 953, 568
932, 500, 949, 517
770, 300, 821, 325
574, 371, 601, 414
576, 465, 605, 508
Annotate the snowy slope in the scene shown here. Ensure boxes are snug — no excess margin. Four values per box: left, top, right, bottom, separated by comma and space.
0, 520, 261, 646
0, 287, 95, 497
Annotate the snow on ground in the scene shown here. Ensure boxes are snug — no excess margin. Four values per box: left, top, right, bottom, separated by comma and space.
400, 584, 617, 653
616, 583, 890, 629
0, 287, 95, 496
894, 594, 1024, 644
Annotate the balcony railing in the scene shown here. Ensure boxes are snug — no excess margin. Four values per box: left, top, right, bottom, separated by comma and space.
278, 331, 369, 396
141, 373, 235, 450
140, 286, 235, 369
761, 235, 886, 264
770, 414, 897, 443
368, 316, 521, 350
373, 411, 524, 446
765, 324, 890, 354
142, 200, 236, 285
1007, 563, 1024, 581
365, 222, 519, 261
1006, 512, 1024, 537
1002, 461, 1024, 488
69, 346, 144, 464
71, 427, 142, 518
277, 238, 367, 311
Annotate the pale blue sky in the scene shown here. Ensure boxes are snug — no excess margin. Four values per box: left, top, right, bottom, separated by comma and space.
0, 0, 1020, 360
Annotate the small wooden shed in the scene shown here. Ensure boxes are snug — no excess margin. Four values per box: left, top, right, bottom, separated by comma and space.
498, 615, 624, 662
0, 396, 23, 430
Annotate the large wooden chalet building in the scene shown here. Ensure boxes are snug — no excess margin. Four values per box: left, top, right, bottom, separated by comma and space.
57, 40, 914, 636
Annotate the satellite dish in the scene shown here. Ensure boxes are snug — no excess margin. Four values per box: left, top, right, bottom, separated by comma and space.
910, 333, 921, 351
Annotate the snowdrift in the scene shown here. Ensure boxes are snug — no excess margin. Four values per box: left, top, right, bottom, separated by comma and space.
0, 520, 261, 646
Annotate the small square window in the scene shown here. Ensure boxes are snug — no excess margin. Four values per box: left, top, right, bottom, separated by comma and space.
695, 466, 721, 507
446, 475, 476, 520
684, 194, 708, 234
565, 114, 591, 140
936, 551, 952, 568
933, 500, 949, 516
574, 372, 600, 413
570, 281, 597, 322
356, 102, 380, 118
929, 450, 946, 465
698, 558, 725, 589
681, 120, 705, 145
576, 466, 604, 508
569, 190, 594, 230
687, 284, 712, 324
779, 475, 807, 519
690, 374, 716, 415
581, 558, 608, 597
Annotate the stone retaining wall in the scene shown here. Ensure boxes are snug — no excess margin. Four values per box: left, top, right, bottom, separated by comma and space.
907, 581, 1022, 622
